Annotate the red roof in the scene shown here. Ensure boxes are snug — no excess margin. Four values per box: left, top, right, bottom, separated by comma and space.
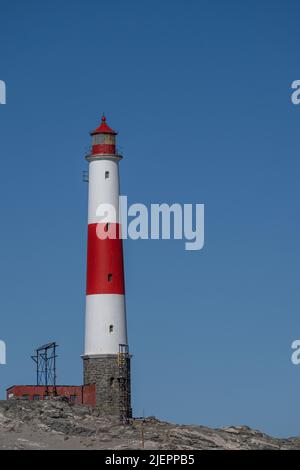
90, 115, 117, 135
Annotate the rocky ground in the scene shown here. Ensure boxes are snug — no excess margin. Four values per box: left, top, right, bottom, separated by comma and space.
0, 398, 299, 450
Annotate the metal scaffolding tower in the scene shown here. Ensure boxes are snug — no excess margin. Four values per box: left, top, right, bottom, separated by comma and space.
31, 342, 58, 396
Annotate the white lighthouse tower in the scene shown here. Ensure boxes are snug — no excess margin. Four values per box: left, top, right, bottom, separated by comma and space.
83, 115, 131, 420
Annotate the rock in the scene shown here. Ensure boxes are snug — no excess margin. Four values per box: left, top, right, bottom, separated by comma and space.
0, 398, 299, 450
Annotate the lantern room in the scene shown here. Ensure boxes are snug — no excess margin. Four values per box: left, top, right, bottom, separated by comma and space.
90, 115, 118, 156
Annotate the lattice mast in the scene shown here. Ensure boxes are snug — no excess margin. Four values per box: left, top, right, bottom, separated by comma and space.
31, 342, 58, 396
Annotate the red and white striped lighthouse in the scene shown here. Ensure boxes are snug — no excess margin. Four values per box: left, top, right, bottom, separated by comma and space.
83, 115, 131, 419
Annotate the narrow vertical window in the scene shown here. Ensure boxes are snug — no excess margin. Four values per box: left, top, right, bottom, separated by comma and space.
108, 273, 113, 282
109, 324, 114, 333
105, 171, 109, 179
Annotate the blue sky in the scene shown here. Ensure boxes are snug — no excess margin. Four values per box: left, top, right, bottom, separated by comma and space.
1, 0, 300, 437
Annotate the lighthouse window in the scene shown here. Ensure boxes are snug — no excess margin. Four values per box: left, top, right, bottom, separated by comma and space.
105, 171, 110, 179
93, 134, 105, 145
109, 325, 114, 333
108, 273, 113, 282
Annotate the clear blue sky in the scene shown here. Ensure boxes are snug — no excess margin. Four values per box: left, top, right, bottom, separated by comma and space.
1, 0, 300, 438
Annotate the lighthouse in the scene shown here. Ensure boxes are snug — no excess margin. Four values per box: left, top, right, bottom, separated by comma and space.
83, 115, 131, 421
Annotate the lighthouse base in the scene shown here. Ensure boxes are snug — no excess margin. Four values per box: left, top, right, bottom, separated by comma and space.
83, 354, 132, 421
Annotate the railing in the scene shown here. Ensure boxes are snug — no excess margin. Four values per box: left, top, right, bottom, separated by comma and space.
84, 146, 123, 157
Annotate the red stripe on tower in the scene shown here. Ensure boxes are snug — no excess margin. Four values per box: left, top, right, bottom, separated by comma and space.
86, 223, 125, 295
